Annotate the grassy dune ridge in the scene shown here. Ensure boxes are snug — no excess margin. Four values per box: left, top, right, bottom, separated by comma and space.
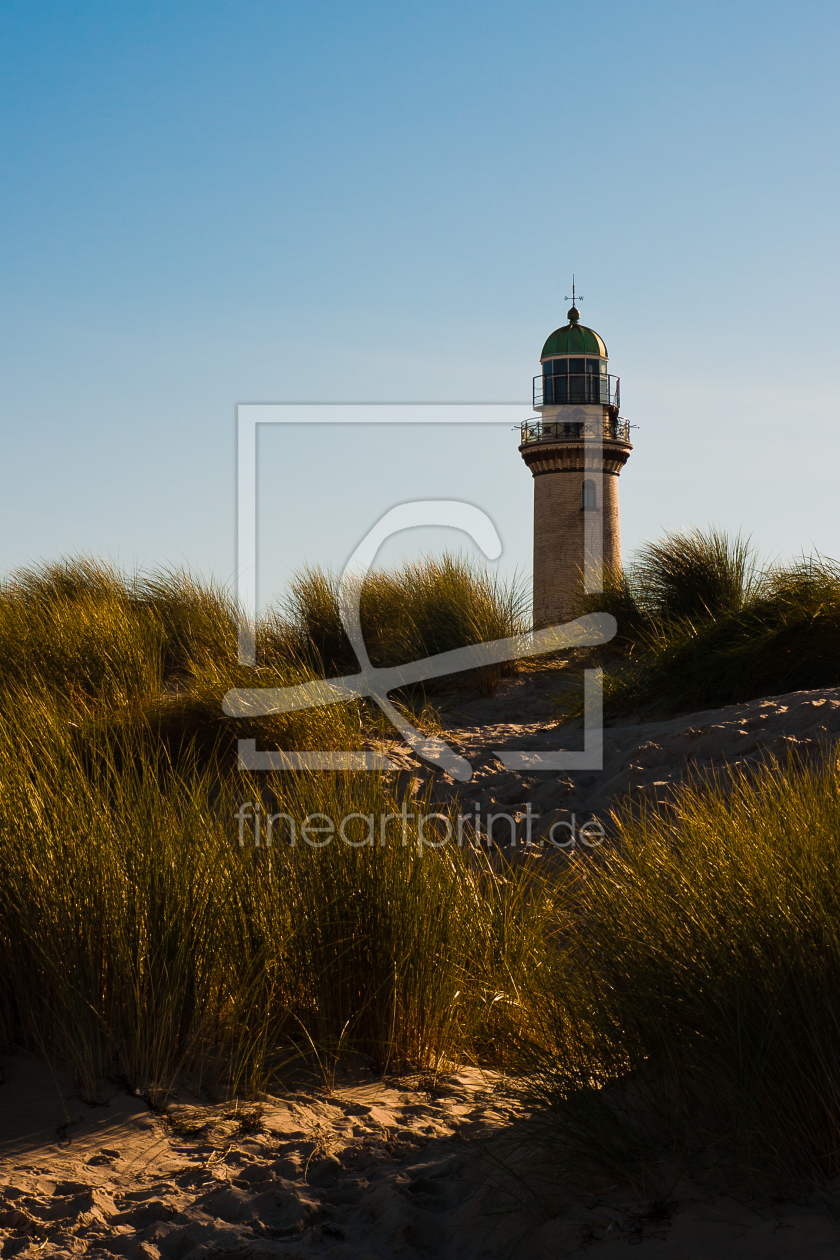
575, 527, 840, 717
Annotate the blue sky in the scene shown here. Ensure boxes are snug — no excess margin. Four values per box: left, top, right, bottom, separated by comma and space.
0, 0, 838, 603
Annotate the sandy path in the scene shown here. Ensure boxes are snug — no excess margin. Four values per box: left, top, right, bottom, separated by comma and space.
0, 1058, 522, 1258
3, 1052, 840, 1259
2, 1054, 840, 1257
385, 673, 840, 839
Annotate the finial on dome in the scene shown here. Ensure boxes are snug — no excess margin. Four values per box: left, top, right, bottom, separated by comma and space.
564, 275, 582, 325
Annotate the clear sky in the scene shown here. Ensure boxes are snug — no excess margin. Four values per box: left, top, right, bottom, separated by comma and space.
1, 0, 838, 604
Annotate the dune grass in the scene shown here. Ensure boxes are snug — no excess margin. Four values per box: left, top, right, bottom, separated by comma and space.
630, 525, 760, 622
0, 558, 164, 709
0, 554, 551, 1103
574, 530, 840, 716
284, 554, 527, 693
0, 551, 524, 761
527, 752, 840, 1188
0, 701, 556, 1101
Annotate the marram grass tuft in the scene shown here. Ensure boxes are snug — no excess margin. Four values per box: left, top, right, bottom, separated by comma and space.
0, 554, 553, 1102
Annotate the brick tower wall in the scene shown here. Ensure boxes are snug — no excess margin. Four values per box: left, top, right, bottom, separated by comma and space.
522, 404, 631, 627
531, 466, 621, 625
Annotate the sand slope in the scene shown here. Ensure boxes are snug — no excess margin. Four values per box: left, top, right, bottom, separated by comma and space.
400, 674, 840, 834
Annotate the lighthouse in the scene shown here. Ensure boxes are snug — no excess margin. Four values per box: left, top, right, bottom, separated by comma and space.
519, 291, 632, 626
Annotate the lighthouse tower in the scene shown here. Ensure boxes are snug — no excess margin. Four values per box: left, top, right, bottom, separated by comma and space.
519, 295, 632, 626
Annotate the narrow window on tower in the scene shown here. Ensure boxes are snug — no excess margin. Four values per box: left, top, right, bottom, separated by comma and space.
582, 479, 597, 510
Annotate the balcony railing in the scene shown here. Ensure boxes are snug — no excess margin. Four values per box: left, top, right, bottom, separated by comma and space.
520, 416, 631, 445
533, 372, 620, 410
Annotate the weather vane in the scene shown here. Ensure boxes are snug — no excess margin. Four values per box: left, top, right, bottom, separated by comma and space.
565, 275, 583, 307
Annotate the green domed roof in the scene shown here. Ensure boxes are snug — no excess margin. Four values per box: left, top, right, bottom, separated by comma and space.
541, 307, 607, 358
